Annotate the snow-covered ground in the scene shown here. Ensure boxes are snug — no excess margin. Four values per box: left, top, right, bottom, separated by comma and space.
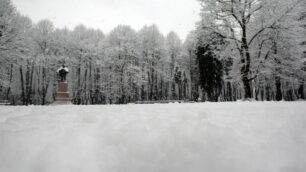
0, 102, 305, 172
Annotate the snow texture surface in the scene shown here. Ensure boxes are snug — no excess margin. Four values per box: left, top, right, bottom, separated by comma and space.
0, 102, 306, 172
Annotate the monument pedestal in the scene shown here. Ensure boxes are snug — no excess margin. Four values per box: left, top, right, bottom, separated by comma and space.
53, 82, 71, 105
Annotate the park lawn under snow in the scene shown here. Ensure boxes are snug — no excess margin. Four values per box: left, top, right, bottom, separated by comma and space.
0, 102, 306, 172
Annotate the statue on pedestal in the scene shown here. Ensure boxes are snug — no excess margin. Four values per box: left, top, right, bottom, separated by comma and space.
57, 64, 69, 82
54, 64, 71, 105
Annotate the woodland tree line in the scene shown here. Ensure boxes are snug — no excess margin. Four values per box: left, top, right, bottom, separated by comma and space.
0, 0, 305, 105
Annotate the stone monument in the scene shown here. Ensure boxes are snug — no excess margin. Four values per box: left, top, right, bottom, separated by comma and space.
53, 65, 71, 105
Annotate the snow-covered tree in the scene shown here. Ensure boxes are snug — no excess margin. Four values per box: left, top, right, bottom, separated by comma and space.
183, 32, 200, 101
69, 24, 105, 104
103, 25, 142, 104
138, 25, 166, 100
0, 0, 35, 103
165, 31, 183, 99
30, 19, 57, 104
0, 0, 21, 98
198, 0, 306, 100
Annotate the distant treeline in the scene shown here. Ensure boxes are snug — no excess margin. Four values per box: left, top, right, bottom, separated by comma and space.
0, 0, 305, 105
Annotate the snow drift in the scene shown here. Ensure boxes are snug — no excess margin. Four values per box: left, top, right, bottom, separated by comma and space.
0, 102, 305, 172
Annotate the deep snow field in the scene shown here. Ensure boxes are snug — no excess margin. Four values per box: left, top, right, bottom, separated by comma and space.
0, 102, 306, 172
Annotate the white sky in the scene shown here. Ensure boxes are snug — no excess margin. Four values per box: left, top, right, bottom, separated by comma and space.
12, 0, 201, 40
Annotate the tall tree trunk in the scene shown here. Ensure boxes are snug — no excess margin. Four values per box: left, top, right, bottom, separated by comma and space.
240, 18, 253, 99
28, 62, 35, 104
84, 66, 88, 104
19, 66, 25, 105
25, 61, 30, 105
227, 82, 233, 101
266, 84, 271, 101
298, 79, 305, 100
242, 75, 252, 99
275, 76, 282, 101
6, 63, 13, 100
41, 67, 47, 105
76, 55, 82, 104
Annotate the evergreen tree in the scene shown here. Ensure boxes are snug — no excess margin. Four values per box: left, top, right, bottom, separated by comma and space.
196, 33, 224, 101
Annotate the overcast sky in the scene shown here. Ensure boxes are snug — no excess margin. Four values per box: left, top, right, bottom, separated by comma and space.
12, 0, 200, 40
